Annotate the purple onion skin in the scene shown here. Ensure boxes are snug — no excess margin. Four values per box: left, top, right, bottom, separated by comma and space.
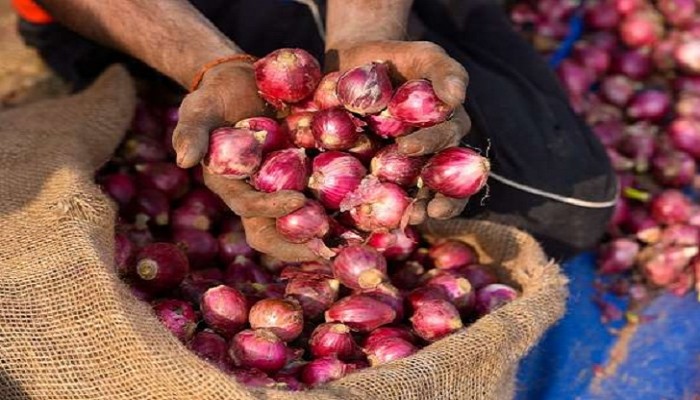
311, 108, 362, 151
336, 62, 393, 115
276, 200, 330, 244
202, 127, 264, 179
332, 244, 388, 290
365, 110, 414, 139
121, 135, 168, 163
114, 233, 134, 276
388, 79, 453, 127
171, 228, 219, 269
429, 240, 479, 270
651, 151, 696, 187
421, 147, 491, 199
218, 231, 255, 264
248, 298, 304, 342
152, 299, 197, 343
301, 356, 353, 387
254, 48, 322, 105
474, 283, 518, 316
668, 118, 700, 158
363, 326, 416, 349
134, 162, 190, 200
171, 203, 212, 231
340, 176, 411, 232
650, 190, 692, 225
133, 243, 189, 293
252, 148, 310, 193
370, 144, 426, 187
325, 294, 396, 332
228, 328, 288, 373
201, 285, 249, 337
364, 337, 418, 366
285, 277, 340, 320
234, 116, 291, 154
101, 172, 136, 206
410, 298, 463, 342
308, 322, 357, 360
598, 238, 640, 274
188, 330, 229, 367
308, 151, 366, 210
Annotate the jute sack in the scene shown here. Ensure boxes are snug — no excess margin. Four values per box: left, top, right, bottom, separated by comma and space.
0, 66, 568, 400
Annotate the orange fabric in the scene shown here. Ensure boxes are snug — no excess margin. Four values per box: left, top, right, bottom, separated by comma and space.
11, 0, 54, 24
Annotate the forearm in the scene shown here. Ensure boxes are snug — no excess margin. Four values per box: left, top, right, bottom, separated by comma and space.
325, 0, 413, 50
39, 0, 241, 88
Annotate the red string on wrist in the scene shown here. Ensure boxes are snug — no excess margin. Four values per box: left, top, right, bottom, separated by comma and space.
189, 54, 258, 92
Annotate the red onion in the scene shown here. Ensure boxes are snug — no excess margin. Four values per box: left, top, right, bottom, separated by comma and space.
285, 277, 340, 319
652, 36, 679, 71
152, 299, 197, 343
229, 328, 288, 373
313, 71, 342, 110
585, 98, 623, 125
325, 294, 396, 332
188, 330, 228, 367
510, 3, 538, 26
364, 337, 417, 366
224, 255, 272, 289
421, 147, 490, 199
201, 285, 249, 337
300, 356, 353, 387
390, 260, 425, 290
370, 144, 426, 187
363, 326, 416, 349
592, 120, 625, 147
556, 60, 594, 97
114, 233, 134, 276
120, 224, 153, 249
230, 368, 276, 388
129, 188, 170, 227
311, 108, 362, 151
309, 323, 356, 360
659, 0, 697, 27
121, 135, 168, 163
249, 298, 304, 342
406, 285, 449, 311
627, 90, 671, 122
660, 225, 700, 247
284, 112, 317, 149
456, 264, 499, 290
130, 101, 162, 137
133, 243, 189, 293
347, 134, 381, 165
388, 79, 453, 127
365, 110, 414, 139
615, 0, 644, 15
619, 10, 664, 48
675, 76, 700, 95
191, 268, 224, 282
675, 39, 700, 75
618, 123, 656, 172
254, 48, 322, 106
252, 148, 310, 193
410, 299, 463, 341
135, 162, 190, 199
181, 187, 227, 219
219, 215, 244, 234
584, 1, 620, 30
474, 283, 518, 316
650, 190, 692, 225
340, 176, 411, 232
218, 231, 255, 264
651, 150, 696, 187
101, 172, 136, 206
336, 62, 393, 115
598, 238, 640, 274
600, 76, 636, 108
429, 240, 478, 270
537, 0, 578, 21
640, 246, 698, 286
276, 200, 329, 243
332, 244, 387, 290
171, 203, 212, 231
676, 95, 700, 120
281, 264, 333, 281
360, 282, 405, 321
366, 227, 419, 261
260, 254, 291, 273
308, 151, 366, 210
668, 118, 700, 158
203, 127, 264, 179
573, 43, 611, 76
590, 31, 620, 52
235, 116, 291, 154
179, 275, 220, 304
612, 49, 652, 80
172, 228, 218, 268
425, 273, 474, 313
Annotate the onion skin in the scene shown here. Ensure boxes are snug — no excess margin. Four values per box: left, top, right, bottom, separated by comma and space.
252, 148, 310, 193
651, 150, 696, 187
363, 326, 416, 349
410, 298, 463, 342
365, 110, 414, 139
420, 147, 491, 199
285, 277, 340, 320
619, 9, 664, 48
152, 299, 197, 343
101, 172, 136, 206
332, 244, 387, 290
188, 330, 229, 368
359, 282, 405, 321
311, 108, 362, 151
201, 285, 249, 337
370, 144, 426, 187
347, 134, 382, 165
675, 39, 700, 75
313, 71, 342, 110
457, 264, 499, 290
598, 238, 639, 274
308, 151, 366, 210
218, 231, 255, 264
366, 227, 419, 261
474, 284, 518, 316
325, 294, 396, 332
114, 233, 134, 276
390, 260, 425, 290
135, 162, 190, 200
249, 298, 304, 342
235, 116, 291, 154
254, 48, 322, 105
229, 328, 288, 373
627, 90, 672, 122
202, 127, 264, 179
429, 240, 479, 270
129, 188, 170, 227
600, 75, 636, 107
336, 62, 393, 115
639, 246, 698, 286
308, 322, 356, 360
668, 118, 700, 158
406, 285, 449, 311
223, 255, 272, 291
301, 356, 353, 387
340, 176, 411, 232
171, 203, 212, 231
285, 112, 317, 149
121, 135, 168, 163
388, 79, 454, 127
650, 190, 692, 225
133, 243, 189, 293
172, 228, 219, 269
276, 200, 330, 244
364, 337, 417, 366
425, 273, 475, 313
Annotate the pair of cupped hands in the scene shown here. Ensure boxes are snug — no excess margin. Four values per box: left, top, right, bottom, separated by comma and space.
172, 40, 471, 262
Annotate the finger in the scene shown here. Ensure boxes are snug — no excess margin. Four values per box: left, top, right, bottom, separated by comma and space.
407, 186, 431, 225
242, 217, 320, 262
412, 42, 469, 107
172, 90, 224, 168
203, 171, 306, 218
427, 193, 469, 220
396, 106, 471, 156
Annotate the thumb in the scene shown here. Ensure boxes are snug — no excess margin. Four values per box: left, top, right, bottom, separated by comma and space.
172, 90, 224, 168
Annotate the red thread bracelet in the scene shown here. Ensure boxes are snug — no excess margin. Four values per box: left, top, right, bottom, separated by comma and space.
189, 54, 258, 92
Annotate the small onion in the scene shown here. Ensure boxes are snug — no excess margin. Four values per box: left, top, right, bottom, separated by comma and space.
366, 227, 419, 261
285, 112, 317, 149
188, 330, 228, 367
252, 148, 310, 193
388, 79, 453, 127
474, 283, 518, 316
152, 299, 197, 343
218, 231, 255, 264
325, 294, 396, 332
133, 243, 189, 293
364, 337, 417, 366
311, 108, 362, 151
363, 326, 416, 349
134, 162, 190, 200
229, 328, 288, 373
340, 176, 411, 232
308, 151, 366, 210
336, 62, 393, 115
300, 356, 353, 387
313, 71, 342, 109
101, 172, 136, 206
203, 127, 264, 179
332, 244, 387, 290
425, 272, 475, 313
201, 285, 249, 337
365, 109, 414, 139
650, 190, 692, 225
235, 116, 291, 154
410, 298, 463, 341
429, 240, 478, 270
254, 48, 322, 105
285, 277, 340, 319
420, 147, 491, 199
370, 144, 426, 187
172, 228, 219, 268
308, 322, 356, 360
276, 200, 329, 243
249, 298, 304, 342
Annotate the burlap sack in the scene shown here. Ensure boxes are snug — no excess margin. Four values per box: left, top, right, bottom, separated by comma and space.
0, 66, 568, 400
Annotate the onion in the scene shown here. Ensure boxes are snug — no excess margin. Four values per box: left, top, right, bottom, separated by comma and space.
612, 49, 652, 80
224, 255, 272, 290
281, 263, 333, 281
276, 200, 329, 243
410, 299, 463, 341
675, 76, 700, 95
675, 39, 700, 75
573, 43, 611, 76
658, 0, 697, 27
365, 109, 414, 139
101, 172, 136, 206
388, 79, 453, 127
598, 238, 640, 274
406, 285, 449, 311
347, 134, 381, 165
650, 190, 692, 225
230, 368, 276, 388
254, 48, 322, 106
510, 3, 538, 26
300, 356, 353, 387
421, 147, 490, 199
364, 337, 417, 366
171, 203, 212, 231
556, 60, 594, 97
275, 374, 306, 391
332, 244, 387, 290
191, 268, 225, 282
114, 233, 134, 276
370, 144, 426, 187
592, 120, 625, 147
600, 75, 636, 108
133, 243, 189, 293
336, 62, 393, 115
181, 188, 227, 219
218, 231, 255, 264
640, 246, 699, 286
284, 112, 317, 149
308, 151, 366, 210
249, 298, 304, 342
308, 323, 356, 360
313, 71, 342, 109
130, 101, 162, 137
676, 94, 700, 120
203, 127, 265, 179
429, 240, 478, 270
121, 135, 168, 163
660, 224, 700, 247
340, 176, 411, 232
619, 9, 664, 48
363, 326, 416, 349
229, 328, 288, 373
627, 90, 671, 122
120, 224, 153, 249
457, 264, 499, 290
668, 118, 700, 158
615, 0, 644, 15
152, 299, 197, 343
474, 284, 518, 316
360, 282, 405, 321
129, 188, 170, 227
311, 108, 362, 151
651, 150, 696, 187
618, 123, 656, 172
172, 228, 219, 268
201, 285, 249, 337
135, 162, 190, 199
285, 277, 340, 319
235, 116, 291, 154
425, 272, 474, 314
290, 96, 320, 114
188, 330, 228, 367
366, 227, 419, 261
584, 1, 620, 30
325, 294, 396, 332
390, 260, 425, 290
252, 148, 310, 193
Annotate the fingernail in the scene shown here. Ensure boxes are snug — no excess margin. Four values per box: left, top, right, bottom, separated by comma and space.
445, 76, 466, 104
176, 149, 190, 168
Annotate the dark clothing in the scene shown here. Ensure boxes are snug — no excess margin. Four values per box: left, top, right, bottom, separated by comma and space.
18, 0, 617, 260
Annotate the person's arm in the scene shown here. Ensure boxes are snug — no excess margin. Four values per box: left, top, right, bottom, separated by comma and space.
325, 0, 412, 49
39, 0, 241, 88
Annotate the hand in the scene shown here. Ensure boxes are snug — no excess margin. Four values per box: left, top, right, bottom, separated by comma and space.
330, 40, 472, 223
171, 61, 319, 262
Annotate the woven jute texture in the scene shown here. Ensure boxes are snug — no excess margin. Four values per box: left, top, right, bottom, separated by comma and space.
0, 65, 568, 400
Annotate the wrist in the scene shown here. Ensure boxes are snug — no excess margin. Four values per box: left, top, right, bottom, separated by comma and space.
189, 54, 257, 92
174, 44, 244, 89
